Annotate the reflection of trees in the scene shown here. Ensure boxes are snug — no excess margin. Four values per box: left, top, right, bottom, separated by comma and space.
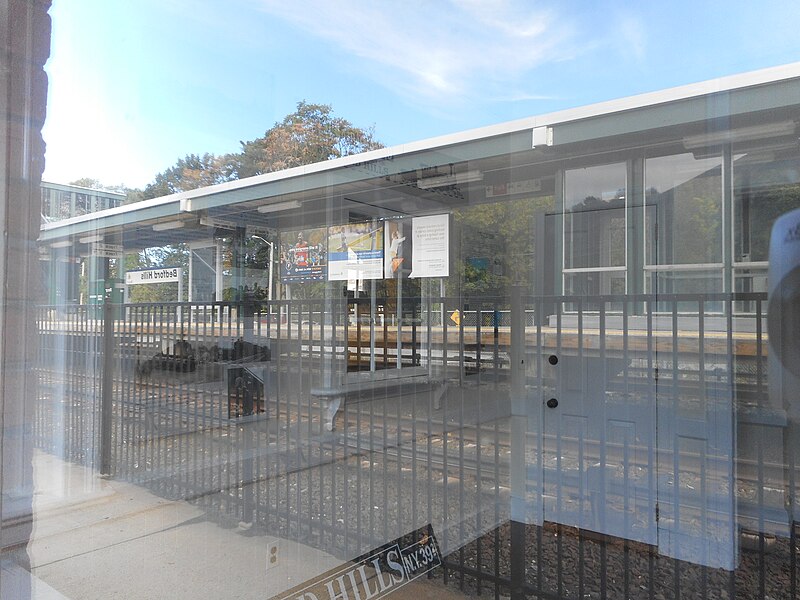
736, 182, 800, 262
569, 193, 625, 212
567, 194, 626, 269
649, 173, 722, 264
123, 244, 189, 303
448, 196, 554, 299
677, 193, 720, 263
284, 282, 327, 300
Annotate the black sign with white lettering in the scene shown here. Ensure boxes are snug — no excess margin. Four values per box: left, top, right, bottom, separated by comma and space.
272, 525, 441, 600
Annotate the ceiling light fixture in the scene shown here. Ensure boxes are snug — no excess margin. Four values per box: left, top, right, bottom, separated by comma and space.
152, 220, 185, 231
257, 200, 302, 213
683, 121, 796, 150
79, 234, 104, 244
200, 216, 238, 230
49, 240, 73, 248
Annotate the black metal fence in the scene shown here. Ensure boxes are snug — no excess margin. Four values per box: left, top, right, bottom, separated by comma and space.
33, 293, 799, 599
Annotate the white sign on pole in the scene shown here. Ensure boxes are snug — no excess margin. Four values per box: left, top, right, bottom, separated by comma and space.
409, 214, 449, 278
125, 267, 182, 285
91, 242, 123, 259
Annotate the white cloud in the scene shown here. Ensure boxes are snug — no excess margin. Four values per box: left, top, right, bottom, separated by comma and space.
255, 0, 574, 106
617, 14, 646, 64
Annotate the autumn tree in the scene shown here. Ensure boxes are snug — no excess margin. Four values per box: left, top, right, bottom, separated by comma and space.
141, 102, 381, 200
142, 153, 232, 199
126, 102, 382, 301
226, 101, 383, 179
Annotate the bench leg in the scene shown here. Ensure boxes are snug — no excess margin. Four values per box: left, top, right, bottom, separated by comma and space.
324, 395, 343, 431
432, 381, 447, 411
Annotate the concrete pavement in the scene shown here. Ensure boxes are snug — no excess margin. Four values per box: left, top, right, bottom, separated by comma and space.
17, 450, 469, 600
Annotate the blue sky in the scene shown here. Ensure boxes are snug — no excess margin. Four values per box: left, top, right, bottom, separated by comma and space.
42, 0, 800, 189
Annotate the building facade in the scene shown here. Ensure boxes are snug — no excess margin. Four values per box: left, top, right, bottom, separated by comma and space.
40, 181, 125, 222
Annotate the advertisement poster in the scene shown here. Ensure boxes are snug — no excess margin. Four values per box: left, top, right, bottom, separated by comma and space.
409, 214, 449, 278
384, 219, 409, 278
328, 222, 384, 281
280, 227, 327, 283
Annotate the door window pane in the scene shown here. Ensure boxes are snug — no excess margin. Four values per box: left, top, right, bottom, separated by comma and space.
564, 163, 626, 269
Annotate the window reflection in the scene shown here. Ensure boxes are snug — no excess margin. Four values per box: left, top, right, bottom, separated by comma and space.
564, 163, 627, 270
645, 153, 723, 267
734, 152, 800, 265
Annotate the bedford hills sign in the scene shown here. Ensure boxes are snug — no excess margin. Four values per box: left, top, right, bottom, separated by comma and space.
274, 527, 441, 600
125, 267, 182, 285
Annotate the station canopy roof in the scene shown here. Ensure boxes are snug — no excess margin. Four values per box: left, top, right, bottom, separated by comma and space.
40, 63, 800, 252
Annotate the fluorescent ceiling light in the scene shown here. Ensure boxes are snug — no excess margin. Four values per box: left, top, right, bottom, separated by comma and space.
257, 200, 302, 213
79, 234, 103, 244
683, 121, 796, 150
50, 240, 73, 248
152, 220, 185, 231
417, 170, 483, 189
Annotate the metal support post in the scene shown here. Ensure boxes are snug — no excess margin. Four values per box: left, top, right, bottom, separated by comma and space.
509, 285, 528, 598
100, 300, 114, 476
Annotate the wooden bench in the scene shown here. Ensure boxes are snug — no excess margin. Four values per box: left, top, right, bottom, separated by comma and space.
311, 366, 446, 431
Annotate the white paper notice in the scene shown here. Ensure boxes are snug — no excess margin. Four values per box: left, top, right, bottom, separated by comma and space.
409, 214, 449, 278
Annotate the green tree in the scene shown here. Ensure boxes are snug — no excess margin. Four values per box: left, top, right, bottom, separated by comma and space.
122, 102, 382, 302
449, 195, 555, 300
140, 102, 381, 199
142, 153, 232, 199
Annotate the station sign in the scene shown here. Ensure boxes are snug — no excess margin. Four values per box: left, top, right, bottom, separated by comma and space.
272, 526, 441, 600
91, 242, 123, 258
125, 267, 182, 285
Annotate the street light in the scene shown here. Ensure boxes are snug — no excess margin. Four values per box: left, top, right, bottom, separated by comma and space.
250, 235, 274, 302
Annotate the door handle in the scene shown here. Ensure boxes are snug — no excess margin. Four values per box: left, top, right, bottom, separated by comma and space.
548, 354, 558, 365
546, 398, 558, 409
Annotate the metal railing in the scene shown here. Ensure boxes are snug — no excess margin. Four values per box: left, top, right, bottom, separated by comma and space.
33, 292, 798, 599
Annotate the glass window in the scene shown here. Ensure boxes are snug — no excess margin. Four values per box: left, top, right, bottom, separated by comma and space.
75, 192, 89, 216
645, 268, 724, 312
9, 3, 800, 595
734, 152, 800, 263
56, 190, 72, 219
564, 163, 626, 269
734, 266, 769, 313
645, 153, 723, 266
564, 268, 626, 293
41, 188, 51, 219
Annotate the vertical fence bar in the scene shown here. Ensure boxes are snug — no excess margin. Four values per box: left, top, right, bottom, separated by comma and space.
475, 300, 485, 595
34, 291, 795, 600
100, 301, 114, 475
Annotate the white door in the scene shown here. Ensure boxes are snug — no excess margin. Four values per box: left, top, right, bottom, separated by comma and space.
539, 296, 658, 546
652, 292, 737, 570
